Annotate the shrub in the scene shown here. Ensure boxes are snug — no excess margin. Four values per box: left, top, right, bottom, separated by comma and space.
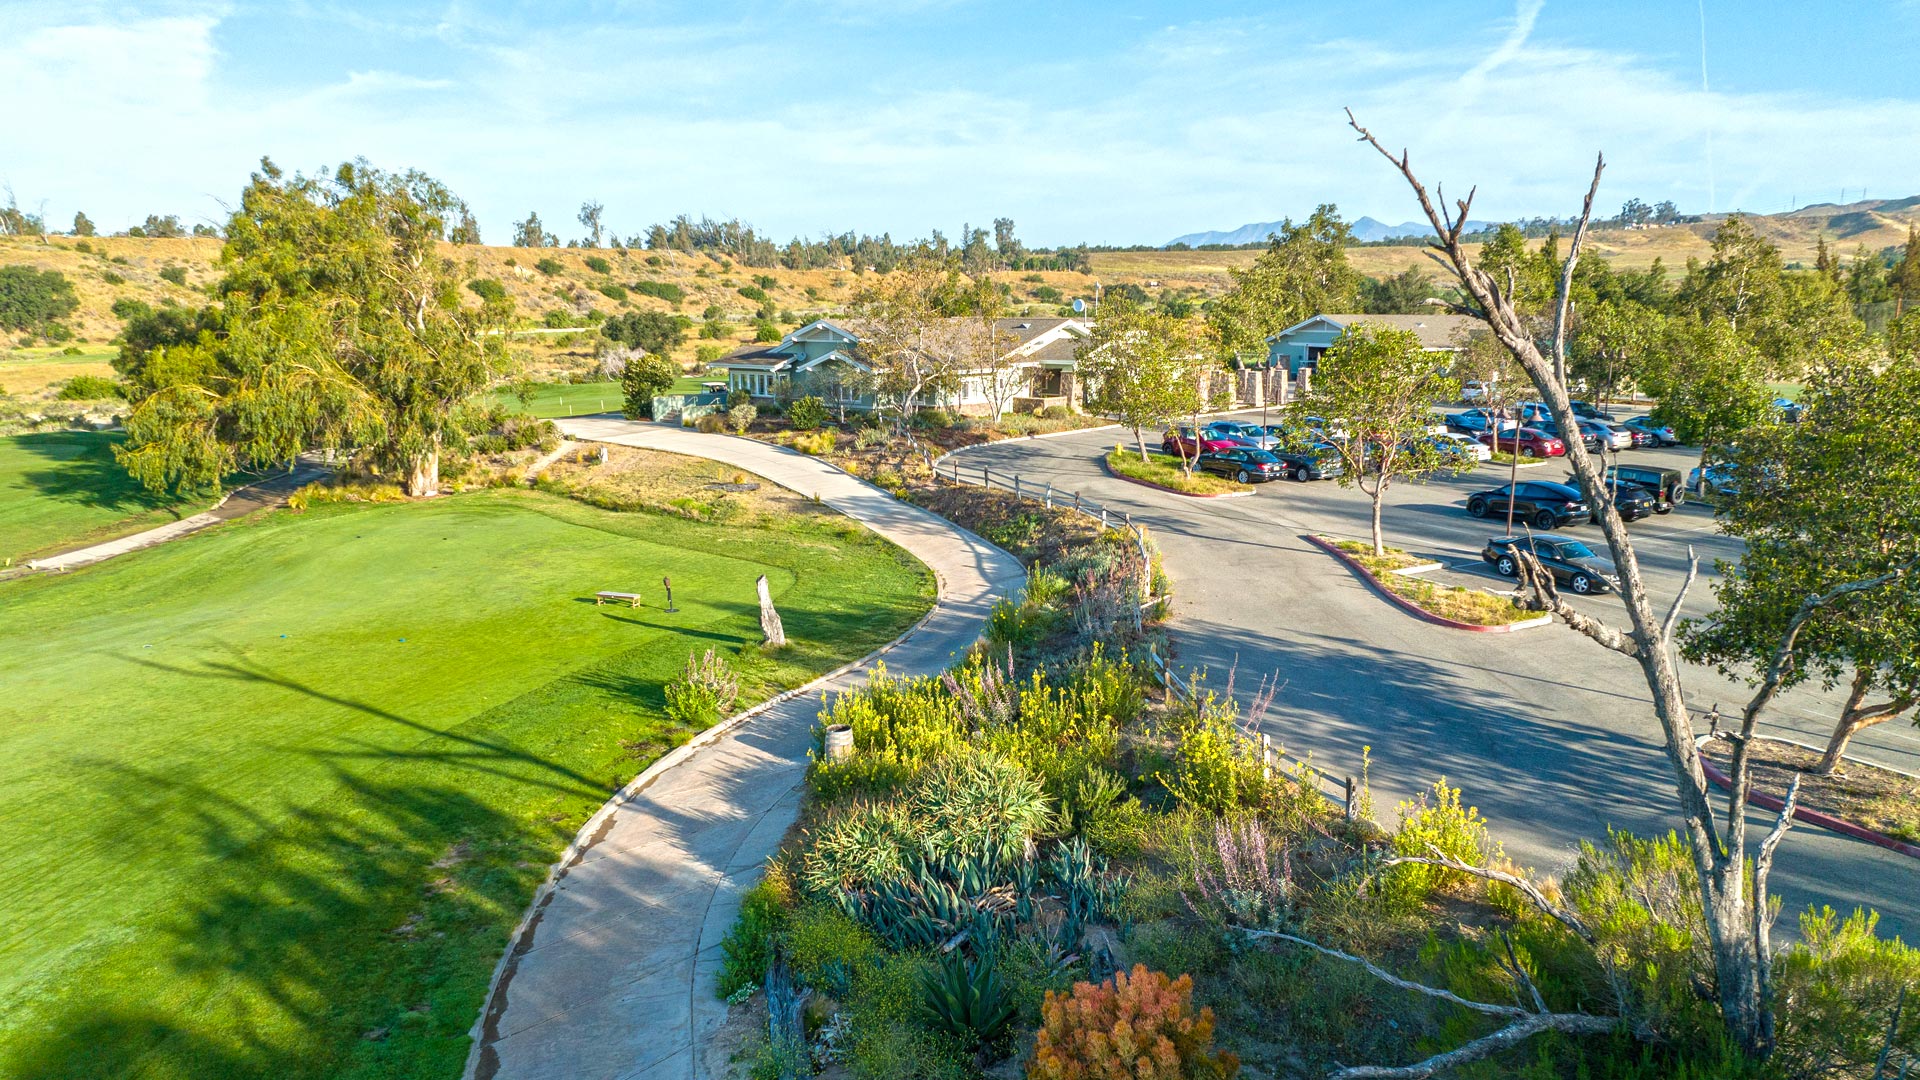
1773, 907, 1920, 1074
715, 872, 792, 1000
1379, 779, 1503, 912
583, 254, 612, 274
467, 278, 506, 302
596, 282, 628, 302
753, 274, 778, 289
728, 403, 758, 434
101, 270, 126, 285
846, 953, 970, 1080
57, 374, 123, 400
696, 412, 728, 434
645, 254, 664, 267
785, 902, 879, 996
0, 266, 80, 337
699, 317, 729, 339
753, 318, 781, 342
631, 279, 687, 304
919, 952, 1016, 1055
854, 427, 889, 450
1185, 818, 1295, 930
788, 395, 829, 431
911, 407, 954, 431
737, 284, 769, 302
1029, 965, 1238, 1080
287, 480, 406, 510
791, 430, 835, 455
534, 257, 564, 276
157, 266, 188, 286
110, 297, 151, 320
696, 344, 725, 365
662, 648, 740, 728
603, 309, 687, 354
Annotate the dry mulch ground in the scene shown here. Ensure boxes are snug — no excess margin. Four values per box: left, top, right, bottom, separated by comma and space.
1700, 737, 1920, 844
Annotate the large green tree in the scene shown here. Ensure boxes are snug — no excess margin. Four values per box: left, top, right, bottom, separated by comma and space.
0, 266, 79, 340
601, 310, 687, 355
1683, 323, 1920, 773
1207, 204, 1360, 360
1642, 317, 1773, 468
1077, 300, 1205, 463
116, 158, 509, 497
1290, 323, 1461, 555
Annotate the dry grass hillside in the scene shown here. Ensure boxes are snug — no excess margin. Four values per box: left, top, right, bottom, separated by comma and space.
1095, 196, 1920, 284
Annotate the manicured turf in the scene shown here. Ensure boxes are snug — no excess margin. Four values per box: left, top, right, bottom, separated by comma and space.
0, 431, 193, 563
497, 376, 709, 419
0, 488, 932, 1079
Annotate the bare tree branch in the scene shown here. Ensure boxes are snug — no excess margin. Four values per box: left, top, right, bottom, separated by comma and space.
1514, 551, 1643, 657
1752, 771, 1801, 1046
1372, 847, 1595, 945
1550, 154, 1606, 386
1240, 929, 1527, 1018
1329, 1011, 1620, 1079
1662, 547, 1700, 642
1500, 930, 1549, 1014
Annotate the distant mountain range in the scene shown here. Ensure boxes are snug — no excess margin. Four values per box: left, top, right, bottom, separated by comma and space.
1167, 216, 1495, 248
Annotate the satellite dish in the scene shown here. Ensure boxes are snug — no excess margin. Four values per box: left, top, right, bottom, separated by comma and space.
1071, 298, 1087, 314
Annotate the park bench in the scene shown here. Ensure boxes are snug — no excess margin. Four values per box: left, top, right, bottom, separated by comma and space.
595, 591, 642, 608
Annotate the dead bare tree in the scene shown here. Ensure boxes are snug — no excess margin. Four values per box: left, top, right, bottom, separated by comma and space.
1344, 109, 1795, 1058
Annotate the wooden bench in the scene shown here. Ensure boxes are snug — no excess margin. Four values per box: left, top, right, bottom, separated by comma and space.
595, 591, 642, 608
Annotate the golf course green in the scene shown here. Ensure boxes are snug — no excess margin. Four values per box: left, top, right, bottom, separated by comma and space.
0, 431, 197, 564
0, 487, 932, 1079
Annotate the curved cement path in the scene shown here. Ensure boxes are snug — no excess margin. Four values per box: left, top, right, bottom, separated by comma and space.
464, 418, 1024, 1080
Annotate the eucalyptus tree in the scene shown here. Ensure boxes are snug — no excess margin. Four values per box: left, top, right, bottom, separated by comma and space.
115, 158, 511, 497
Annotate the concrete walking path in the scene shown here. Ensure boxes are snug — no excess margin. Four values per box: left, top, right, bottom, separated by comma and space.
465, 418, 1025, 1080
22, 456, 334, 573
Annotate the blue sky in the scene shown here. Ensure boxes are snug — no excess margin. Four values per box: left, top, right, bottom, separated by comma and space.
5, 0, 1919, 246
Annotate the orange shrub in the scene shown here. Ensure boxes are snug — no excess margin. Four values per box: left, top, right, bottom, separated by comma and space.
1028, 964, 1239, 1080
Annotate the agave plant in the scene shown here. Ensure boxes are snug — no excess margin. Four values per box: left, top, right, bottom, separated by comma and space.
919, 950, 1017, 1056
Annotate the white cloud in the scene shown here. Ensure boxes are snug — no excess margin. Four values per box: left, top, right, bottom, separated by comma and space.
3, 4, 1918, 245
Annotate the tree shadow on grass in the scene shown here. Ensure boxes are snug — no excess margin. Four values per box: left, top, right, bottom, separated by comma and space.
8, 431, 184, 516
4, 762, 551, 1080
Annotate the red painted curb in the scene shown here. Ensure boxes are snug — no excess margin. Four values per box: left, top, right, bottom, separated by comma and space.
1305, 534, 1548, 634
1101, 457, 1256, 499
1696, 746, 1920, 860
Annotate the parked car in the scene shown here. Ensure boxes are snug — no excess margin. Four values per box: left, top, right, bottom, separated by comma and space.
1302, 415, 1349, 441
1431, 431, 1492, 462
1583, 419, 1635, 450
1515, 402, 1554, 424
1773, 397, 1807, 423
1162, 426, 1238, 458
1421, 410, 1452, 436
1689, 462, 1741, 498
1568, 400, 1616, 422
1477, 427, 1566, 458
1618, 416, 1680, 446
1530, 418, 1595, 452
1272, 442, 1345, 481
1447, 408, 1504, 435
1482, 534, 1620, 595
1464, 481, 1590, 529
1575, 476, 1658, 522
1460, 380, 1495, 403
1614, 424, 1653, 448
1203, 420, 1277, 450
1195, 447, 1286, 483
1602, 463, 1686, 509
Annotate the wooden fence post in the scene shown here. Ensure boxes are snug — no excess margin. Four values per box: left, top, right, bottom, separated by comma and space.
1044, 482, 1053, 508
1344, 776, 1357, 821
1014, 475, 1023, 500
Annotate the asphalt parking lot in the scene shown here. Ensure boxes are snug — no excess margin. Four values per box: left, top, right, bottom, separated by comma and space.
955, 407, 1918, 937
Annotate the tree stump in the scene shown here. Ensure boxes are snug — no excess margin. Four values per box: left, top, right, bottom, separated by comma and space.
757, 574, 786, 647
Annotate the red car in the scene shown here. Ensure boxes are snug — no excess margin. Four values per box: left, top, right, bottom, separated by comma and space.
1477, 426, 1566, 457
1162, 426, 1239, 458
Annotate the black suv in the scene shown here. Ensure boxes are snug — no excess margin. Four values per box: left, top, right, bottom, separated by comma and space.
1272, 443, 1344, 481
1464, 482, 1590, 530
1195, 447, 1285, 483
1603, 464, 1686, 509
1566, 475, 1659, 521
1483, 534, 1620, 594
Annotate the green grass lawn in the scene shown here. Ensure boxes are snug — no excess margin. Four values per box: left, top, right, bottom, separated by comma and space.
496, 376, 711, 419
0, 431, 197, 563
0, 488, 932, 1079
1104, 448, 1249, 495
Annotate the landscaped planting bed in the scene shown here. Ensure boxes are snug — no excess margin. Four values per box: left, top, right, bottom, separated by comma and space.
1325, 538, 1541, 628
1701, 737, 1920, 845
1104, 448, 1250, 496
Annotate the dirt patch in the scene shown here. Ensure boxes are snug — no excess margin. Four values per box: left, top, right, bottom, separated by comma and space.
1701, 738, 1920, 844
544, 444, 839, 527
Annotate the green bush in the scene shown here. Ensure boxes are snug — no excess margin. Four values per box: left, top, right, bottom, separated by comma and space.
919, 951, 1016, 1054
737, 284, 769, 302
1378, 779, 1504, 912
695, 412, 728, 434
56, 374, 123, 401
753, 274, 778, 290
753, 318, 781, 342
101, 270, 126, 286
157, 266, 188, 286
110, 297, 151, 320
467, 278, 507, 302
728, 403, 758, 434
911, 407, 954, 430
596, 282, 628, 302
786, 902, 880, 995
662, 648, 740, 728
534, 257, 564, 276
698, 317, 729, 339
715, 873, 792, 1000
631, 279, 686, 304
788, 395, 829, 431
1773, 907, 1920, 1074
583, 255, 612, 274
645, 254, 664, 267
790, 430, 835, 455
846, 953, 970, 1080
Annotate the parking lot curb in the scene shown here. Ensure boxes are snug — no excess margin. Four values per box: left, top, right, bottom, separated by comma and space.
1694, 737, 1920, 860
1102, 457, 1256, 498
1306, 534, 1552, 634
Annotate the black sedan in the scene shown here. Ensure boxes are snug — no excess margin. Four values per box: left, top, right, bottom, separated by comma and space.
1195, 447, 1286, 483
1576, 477, 1658, 522
1271, 443, 1345, 481
1483, 534, 1621, 595
1464, 481, 1590, 530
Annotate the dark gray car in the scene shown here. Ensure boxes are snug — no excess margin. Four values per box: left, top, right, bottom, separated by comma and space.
1482, 534, 1620, 595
